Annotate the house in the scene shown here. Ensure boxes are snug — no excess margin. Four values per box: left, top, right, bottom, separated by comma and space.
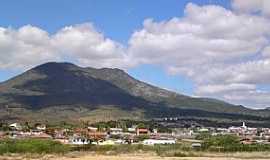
30, 132, 52, 139
198, 128, 209, 132
128, 127, 136, 133
36, 124, 46, 131
9, 123, 22, 131
98, 139, 115, 145
54, 138, 69, 144
87, 131, 107, 140
143, 139, 176, 145
54, 129, 68, 139
110, 128, 123, 135
229, 122, 257, 137
69, 136, 91, 145
88, 126, 98, 132
191, 143, 202, 148
0, 131, 6, 139
240, 138, 254, 144
136, 128, 149, 135
114, 139, 126, 144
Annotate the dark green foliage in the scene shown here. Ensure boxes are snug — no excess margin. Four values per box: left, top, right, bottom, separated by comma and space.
202, 135, 239, 150
135, 135, 150, 141
201, 135, 270, 152
195, 132, 212, 140
73, 144, 153, 154
73, 144, 195, 156
0, 139, 70, 154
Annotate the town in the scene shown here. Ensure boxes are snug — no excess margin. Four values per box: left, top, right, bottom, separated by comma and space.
1, 119, 270, 147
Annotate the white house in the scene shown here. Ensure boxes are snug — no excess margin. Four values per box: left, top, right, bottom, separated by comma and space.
127, 127, 136, 132
98, 139, 116, 145
36, 124, 46, 131
191, 142, 202, 148
110, 128, 123, 135
88, 126, 98, 132
9, 123, 22, 130
69, 136, 90, 145
143, 139, 176, 145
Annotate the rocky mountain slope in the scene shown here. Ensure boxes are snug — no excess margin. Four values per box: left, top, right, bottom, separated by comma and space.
0, 62, 268, 123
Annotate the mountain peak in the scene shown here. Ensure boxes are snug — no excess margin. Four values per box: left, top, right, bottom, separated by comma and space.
33, 62, 78, 70
34, 62, 126, 75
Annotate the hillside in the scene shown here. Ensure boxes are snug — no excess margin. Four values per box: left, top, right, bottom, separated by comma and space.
0, 62, 269, 123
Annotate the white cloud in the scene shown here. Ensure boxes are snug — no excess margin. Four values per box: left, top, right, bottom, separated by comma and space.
262, 46, 270, 57
232, 0, 270, 17
128, 3, 270, 108
52, 23, 133, 69
196, 83, 256, 95
0, 25, 57, 69
0, 23, 131, 71
129, 3, 270, 66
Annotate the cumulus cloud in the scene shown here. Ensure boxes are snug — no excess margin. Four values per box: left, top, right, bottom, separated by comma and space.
232, 0, 270, 17
0, 23, 130, 70
128, 3, 270, 108
0, 25, 57, 69
52, 23, 133, 69
196, 83, 256, 95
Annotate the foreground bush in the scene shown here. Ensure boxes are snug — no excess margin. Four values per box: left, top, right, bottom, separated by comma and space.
0, 139, 70, 154
202, 135, 270, 152
73, 144, 154, 154
73, 143, 193, 156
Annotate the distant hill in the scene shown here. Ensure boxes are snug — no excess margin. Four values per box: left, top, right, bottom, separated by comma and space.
0, 62, 269, 124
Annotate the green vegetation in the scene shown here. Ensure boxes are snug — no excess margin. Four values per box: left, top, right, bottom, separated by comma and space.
72, 144, 198, 157
73, 144, 154, 154
202, 135, 270, 152
1, 137, 270, 157
0, 139, 70, 154
73, 144, 197, 157
195, 132, 211, 140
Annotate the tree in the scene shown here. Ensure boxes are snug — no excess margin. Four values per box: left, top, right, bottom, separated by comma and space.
137, 123, 146, 129
202, 135, 240, 151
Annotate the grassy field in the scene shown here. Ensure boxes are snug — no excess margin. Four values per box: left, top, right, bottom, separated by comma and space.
1, 152, 270, 160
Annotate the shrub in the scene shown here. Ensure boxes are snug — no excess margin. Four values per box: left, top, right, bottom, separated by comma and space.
0, 139, 70, 154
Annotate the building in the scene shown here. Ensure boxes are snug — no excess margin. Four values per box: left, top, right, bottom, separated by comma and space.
9, 123, 22, 131
87, 131, 107, 140
228, 122, 257, 137
98, 139, 116, 145
110, 128, 123, 135
36, 124, 46, 131
88, 126, 98, 132
191, 143, 202, 148
127, 127, 136, 133
136, 128, 149, 135
143, 139, 176, 145
0, 131, 6, 139
30, 132, 52, 139
69, 136, 91, 145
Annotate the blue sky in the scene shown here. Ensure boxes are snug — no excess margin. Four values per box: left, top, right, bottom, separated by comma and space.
0, 0, 229, 95
1, 0, 269, 108
0, 0, 230, 43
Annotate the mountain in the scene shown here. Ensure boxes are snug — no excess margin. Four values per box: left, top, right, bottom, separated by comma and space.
0, 62, 269, 124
